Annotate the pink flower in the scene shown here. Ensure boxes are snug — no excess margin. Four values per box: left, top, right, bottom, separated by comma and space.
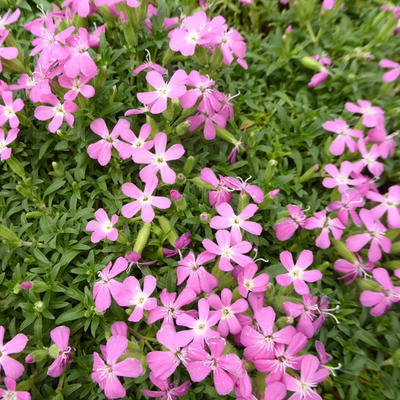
147, 325, 192, 380
0, 9, 20, 35
216, 27, 247, 68
118, 123, 154, 160
141, 374, 190, 400
210, 202, 262, 242
283, 355, 329, 400
133, 60, 167, 76
276, 250, 322, 295
121, 177, 171, 223
367, 185, 400, 228
328, 189, 365, 227
20, 281, 32, 290
61, 0, 95, 18
273, 205, 307, 241
177, 251, 218, 294
379, 59, 400, 82
114, 275, 157, 322
323, 119, 363, 155
186, 337, 242, 395
0, 377, 31, 400
93, 257, 127, 312
200, 168, 232, 206
34, 94, 76, 133
346, 208, 391, 262
0, 326, 28, 379
0, 32, 18, 73
58, 74, 95, 101
0, 127, 18, 161
176, 298, 220, 345
132, 132, 185, 184
48, 326, 75, 378
87, 118, 132, 166
147, 288, 196, 326
125, 251, 156, 269
208, 289, 248, 337
345, 100, 385, 128
65, 28, 98, 78
237, 262, 269, 298
86, 208, 118, 243
360, 268, 400, 316
322, 161, 363, 193
0, 91, 24, 128
137, 70, 187, 114
202, 230, 253, 272
305, 210, 345, 249
308, 69, 329, 88
91, 336, 143, 399
163, 232, 191, 258
240, 306, 296, 361
110, 322, 128, 338
353, 139, 385, 177
334, 254, 374, 284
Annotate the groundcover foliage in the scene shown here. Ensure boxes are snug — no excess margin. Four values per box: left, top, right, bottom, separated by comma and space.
0, 0, 399, 398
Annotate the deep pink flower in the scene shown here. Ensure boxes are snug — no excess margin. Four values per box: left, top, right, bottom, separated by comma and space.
93, 257, 127, 312
48, 326, 75, 377
367, 185, 400, 228
200, 168, 232, 206
328, 189, 365, 227
208, 289, 248, 337
334, 254, 374, 284
0, 91, 24, 128
0, 377, 31, 400
237, 262, 269, 298
186, 337, 242, 395
346, 208, 391, 262
58, 74, 95, 101
118, 123, 154, 160
125, 251, 156, 269
0, 127, 18, 161
276, 250, 322, 295
308, 69, 329, 88
121, 177, 171, 223
0, 326, 28, 379
91, 336, 143, 399
240, 306, 296, 361
132, 132, 185, 184
147, 288, 196, 326
163, 232, 191, 258
345, 100, 385, 128
210, 202, 262, 242
86, 208, 118, 243
175, 298, 220, 345
305, 210, 345, 249
137, 70, 187, 114
177, 251, 218, 294
380, 59, 400, 82
147, 325, 192, 380
34, 94, 76, 133
141, 374, 190, 400
20, 281, 32, 290
114, 275, 157, 322
273, 205, 307, 241
360, 268, 400, 316
353, 139, 385, 177
323, 119, 363, 155
87, 118, 132, 166
202, 229, 253, 272
264, 382, 286, 400
283, 355, 329, 400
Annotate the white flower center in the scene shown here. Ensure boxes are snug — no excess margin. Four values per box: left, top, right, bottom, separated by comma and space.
221, 306, 233, 319
135, 293, 147, 306
101, 221, 114, 233
336, 175, 348, 184
194, 320, 207, 335
0, 141, 6, 152
158, 83, 170, 98
243, 279, 253, 291
154, 154, 166, 166
54, 104, 65, 116
72, 79, 82, 91
4, 106, 15, 118
289, 267, 303, 280
3, 391, 17, 400
98, 364, 114, 380
230, 216, 241, 226
221, 246, 233, 258
139, 194, 151, 204
187, 31, 199, 44
133, 139, 144, 148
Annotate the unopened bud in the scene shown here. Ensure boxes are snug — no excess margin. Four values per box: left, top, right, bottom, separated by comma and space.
34, 301, 44, 312
170, 190, 182, 201
49, 344, 60, 359
300, 56, 323, 72
200, 213, 210, 224
21, 281, 32, 290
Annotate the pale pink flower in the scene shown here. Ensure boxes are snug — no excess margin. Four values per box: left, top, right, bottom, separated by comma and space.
48, 326, 75, 377
124, 105, 149, 116
202, 229, 253, 272
0, 91, 24, 128
273, 205, 307, 241
353, 139, 385, 177
141, 374, 190, 400
132, 132, 185, 184
114, 275, 157, 322
367, 185, 400, 228
0, 32, 18, 73
322, 161, 363, 193
380, 59, 400, 82
276, 250, 322, 295
118, 122, 154, 160
137, 70, 187, 114
0, 326, 28, 379
58, 74, 95, 101
177, 251, 218, 294
346, 208, 391, 262
34, 94, 76, 133
334, 254, 374, 284
121, 177, 171, 223
186, 337, 242, 395
93, 257, 127, 312
87, 118, 132, 166
0, 127, 18, 161
323, 119, 363, 155
91, 336, 143, 399
237, 262, 269, 298
345, 100, 385, 128
200, 168, 232, 206
0, 377, 31, 400
85, 208, 118, 243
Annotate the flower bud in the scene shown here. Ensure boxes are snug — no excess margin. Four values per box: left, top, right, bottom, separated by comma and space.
183, 156, 196, 175
299, 164, 319, 183
264, 159, 277, 184
49, 344, 60, 359
200, 213, 210, 224
170, 190, 182, 201
52, 161, 64, 177
357, 278, 382, 292
34, 301, 44, 312
300, 56, 323, 72
332, 239, 357, 263
158, 216, 178, 247
133, 222, 151, 255
26, 349, 48, 363
32, 281, 48, 293
276, 316, 294, 329
269, 189, 280, 198
21, 281, 32, 290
